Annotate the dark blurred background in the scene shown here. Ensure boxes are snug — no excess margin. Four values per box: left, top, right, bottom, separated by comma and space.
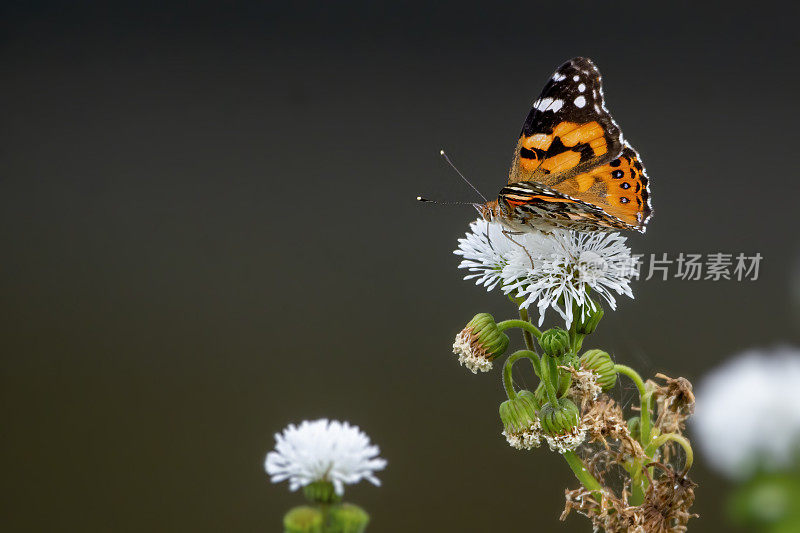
2, 2, 799, 531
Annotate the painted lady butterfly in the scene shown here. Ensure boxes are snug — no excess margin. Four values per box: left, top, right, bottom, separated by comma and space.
481, 57, 653, 233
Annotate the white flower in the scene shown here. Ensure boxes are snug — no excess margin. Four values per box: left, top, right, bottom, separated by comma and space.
544, 425, 588, 454
503, 419, 543, 450
454, 218, 519, 290
454, 218, 636, 327
265, 419, 387, 495
692, 347, 800, 479
453, 329, 494, 373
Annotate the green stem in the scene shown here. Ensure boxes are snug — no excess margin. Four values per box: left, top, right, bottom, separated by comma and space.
572, 333, 585, 354
518, 307, 538, 353
540, 354, 560, 405
502, 350, 541, 400
507, 296, 539, 351
321, 503, 330, 533
644, 433, 694, 473
614, 364, 652, 445
497, 318, 542, 341
629, 469, 646, 506
563, 450, 603, 500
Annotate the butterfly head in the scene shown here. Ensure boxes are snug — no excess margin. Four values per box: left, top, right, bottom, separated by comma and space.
476, 200, 500, 222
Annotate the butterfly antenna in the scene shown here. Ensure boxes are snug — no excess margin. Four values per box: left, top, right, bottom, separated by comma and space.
416, 196, 476, 206
439, 149, 488, 202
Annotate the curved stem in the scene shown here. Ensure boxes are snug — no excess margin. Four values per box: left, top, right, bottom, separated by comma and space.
614, 364, 652, 445
497, 318, 542, 340
645, 433, 694, 473
562, 450, 603, 500
502, 350, 541, 400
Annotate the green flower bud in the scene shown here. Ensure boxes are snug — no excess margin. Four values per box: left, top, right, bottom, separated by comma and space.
575, 303, 604, 335
453, 313, 510, 373
499, 390, 542, 449
539, 398, 580, 435
562, 352, 580, 368
538, 398, 586, 453
539, 327, 571, 357
328, 503, 370, 533
580, 349, 617, 391
284, 506, 324, 533
303, 481, 340, 505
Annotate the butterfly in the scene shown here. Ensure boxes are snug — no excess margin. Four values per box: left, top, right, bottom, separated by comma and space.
480, 57, 653, 233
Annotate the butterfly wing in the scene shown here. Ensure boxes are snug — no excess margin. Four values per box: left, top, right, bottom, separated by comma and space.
498, 144, 652, 233
509, 57, 623, 187
547, 143, 653, 231
498, 181, 635, 232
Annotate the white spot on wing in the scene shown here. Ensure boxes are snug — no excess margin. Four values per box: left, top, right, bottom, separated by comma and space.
534, 97, 564, 113
534, 97, 552, 111
594, 104, 600, 112
553, 72, 566, 81
573, 75, 580, 81
578, 83, 586, 92
574, 96, 586, 108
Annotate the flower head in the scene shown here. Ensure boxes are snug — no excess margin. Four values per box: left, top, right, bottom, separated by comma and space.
265, 419, 387, 496
452, 313, 509, 373
499, 390, 543, 450
692, 347, 800, 479
580, 349, 617, 391
539, 397, 587, 453
455, 219, 636, 328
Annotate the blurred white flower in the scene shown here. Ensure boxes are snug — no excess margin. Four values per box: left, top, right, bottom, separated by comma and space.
454, 218, 636, 327
692, 347, 800, 479
265, 419, 387, 495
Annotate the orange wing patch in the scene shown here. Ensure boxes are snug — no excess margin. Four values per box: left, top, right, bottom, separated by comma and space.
557, 121, 606, 155
511, 121, 613, 184
549, 146, 651, 228
540, 150, 582, 173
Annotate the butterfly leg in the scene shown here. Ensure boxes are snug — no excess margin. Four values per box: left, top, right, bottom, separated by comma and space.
501, 229, 535, 266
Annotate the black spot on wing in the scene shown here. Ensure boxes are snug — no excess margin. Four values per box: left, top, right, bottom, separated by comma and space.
519, 146, 540, 160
